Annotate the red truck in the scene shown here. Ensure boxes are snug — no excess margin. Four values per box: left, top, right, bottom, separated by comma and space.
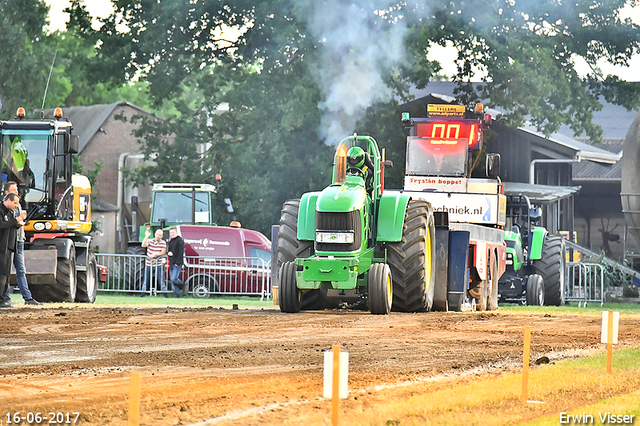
176, 224, 272, 297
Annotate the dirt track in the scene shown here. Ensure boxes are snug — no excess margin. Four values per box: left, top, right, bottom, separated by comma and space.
0, 305, 638, 425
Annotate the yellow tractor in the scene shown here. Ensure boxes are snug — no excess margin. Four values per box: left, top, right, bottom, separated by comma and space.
0, 107, 99, 302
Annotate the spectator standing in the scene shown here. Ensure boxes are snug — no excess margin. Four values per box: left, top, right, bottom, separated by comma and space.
140, 228, 168, 297
167, 226, 185, 298
2, 181, 42, 306
0, 193, 25, 308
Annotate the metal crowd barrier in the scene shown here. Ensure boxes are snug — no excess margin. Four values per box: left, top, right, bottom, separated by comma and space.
565, 262, 604, 307
96, 254, 272, 299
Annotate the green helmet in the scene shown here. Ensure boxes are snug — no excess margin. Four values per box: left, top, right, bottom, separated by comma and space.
347, 146, 365, 168
11, 139, 27, 171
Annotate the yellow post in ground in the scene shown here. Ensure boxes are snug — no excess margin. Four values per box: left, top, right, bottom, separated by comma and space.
607, 310, 614, 374
522, 326, 531, 403
332, 345, 341, 426
129, 371, 142, 426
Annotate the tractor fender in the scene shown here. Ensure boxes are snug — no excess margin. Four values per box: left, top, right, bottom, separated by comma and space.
376, 192, 411, 242
297, 192, 320, 241
528, 226, 548, 260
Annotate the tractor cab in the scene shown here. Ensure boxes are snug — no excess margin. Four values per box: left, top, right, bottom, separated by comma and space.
500, 193, 566, 306
128, 182, 237, 242
0, 107, 99, 304
332, 135, 383, 200
505, 194, 545, 263
0, 107, 90, 233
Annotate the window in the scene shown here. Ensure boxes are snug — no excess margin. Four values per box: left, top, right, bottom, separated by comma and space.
151, 191, 211, 223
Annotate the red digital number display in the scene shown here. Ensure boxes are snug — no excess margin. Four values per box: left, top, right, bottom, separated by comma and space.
416, 121, 478, 147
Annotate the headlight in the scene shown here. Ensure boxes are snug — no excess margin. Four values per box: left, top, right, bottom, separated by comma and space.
316, 231, 355, 244
33, 222, 45, 231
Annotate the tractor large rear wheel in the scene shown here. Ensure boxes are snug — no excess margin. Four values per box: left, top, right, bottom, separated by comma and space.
388, 200, 436, 312
125, 245, 146, 291
534, 235, 566, 306
277, 199, 325, 310
368, 263, 392, 315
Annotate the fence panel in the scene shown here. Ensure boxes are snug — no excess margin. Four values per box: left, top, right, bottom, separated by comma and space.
96, 254, 272, 299
565, 262, 604, 307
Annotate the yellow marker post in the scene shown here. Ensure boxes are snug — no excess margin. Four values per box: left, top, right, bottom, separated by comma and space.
128, 371, 142, 426
522, 326, 531, 403
607, 310, 614, 374
332, 345, 340, 426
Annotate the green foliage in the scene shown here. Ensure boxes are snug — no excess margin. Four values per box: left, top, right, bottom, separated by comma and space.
73, 155, 104, 197
0, 0, 52, 117
403, 0, 640, 141
0, 0, 162, 119
598, 252, 632, 288
49, 0, 640, 235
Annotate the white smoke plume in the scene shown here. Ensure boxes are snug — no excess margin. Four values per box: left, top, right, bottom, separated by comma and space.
296, 0, 416, 144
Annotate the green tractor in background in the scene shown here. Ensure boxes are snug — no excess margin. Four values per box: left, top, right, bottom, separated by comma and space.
276, 135, 436, 314
498, 195, 566, 306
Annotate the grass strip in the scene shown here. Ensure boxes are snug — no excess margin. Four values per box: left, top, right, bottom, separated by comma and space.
33, 293, 277, 310
337, 347, 640, 426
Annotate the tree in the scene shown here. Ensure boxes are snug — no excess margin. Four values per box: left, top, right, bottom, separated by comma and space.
400, 0, 640, 141
75, 0, 640, 233
0, 0, 54, 117
0, 0, 161, 119
80, 0, 337, 233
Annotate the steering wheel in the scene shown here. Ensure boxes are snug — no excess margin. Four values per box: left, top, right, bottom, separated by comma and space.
346, 167, 366, 179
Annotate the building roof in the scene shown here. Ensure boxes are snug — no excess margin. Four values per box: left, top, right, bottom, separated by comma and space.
519, 125, 621, 164
572, 139, 625, 181
504, 182, 582, 204
45, 102, 153, 153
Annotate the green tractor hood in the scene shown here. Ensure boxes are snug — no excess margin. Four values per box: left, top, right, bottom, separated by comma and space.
317, 176, 368, 212
296, 177, 367, 242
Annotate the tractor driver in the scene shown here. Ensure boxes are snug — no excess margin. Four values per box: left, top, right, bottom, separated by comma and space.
346, 146, 374, 195
2, 138, 33, 188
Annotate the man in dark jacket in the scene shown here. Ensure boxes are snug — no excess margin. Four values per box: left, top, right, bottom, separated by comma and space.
167, 226, 185, 298
3, 181, 42, 305
0, 193, 26, 308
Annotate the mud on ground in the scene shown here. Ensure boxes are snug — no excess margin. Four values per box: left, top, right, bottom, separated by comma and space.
0, 306, 638, 425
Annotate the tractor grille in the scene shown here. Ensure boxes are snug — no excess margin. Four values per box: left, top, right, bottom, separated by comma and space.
315, 211, 361, 252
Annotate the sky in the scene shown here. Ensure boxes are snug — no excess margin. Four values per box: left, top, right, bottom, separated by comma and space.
45, 0, 639, 82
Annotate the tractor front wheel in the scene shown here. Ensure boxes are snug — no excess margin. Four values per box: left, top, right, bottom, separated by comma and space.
277, 199, 325, 310
46, 249, 77, 302
279, 261, 301, 313
368, 263, 392, 315
76, 251, 98, 303
526, 274, 545, 306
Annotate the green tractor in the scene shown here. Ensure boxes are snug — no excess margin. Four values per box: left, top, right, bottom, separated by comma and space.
498, 195, 566, 306
276, 135, 436, 314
